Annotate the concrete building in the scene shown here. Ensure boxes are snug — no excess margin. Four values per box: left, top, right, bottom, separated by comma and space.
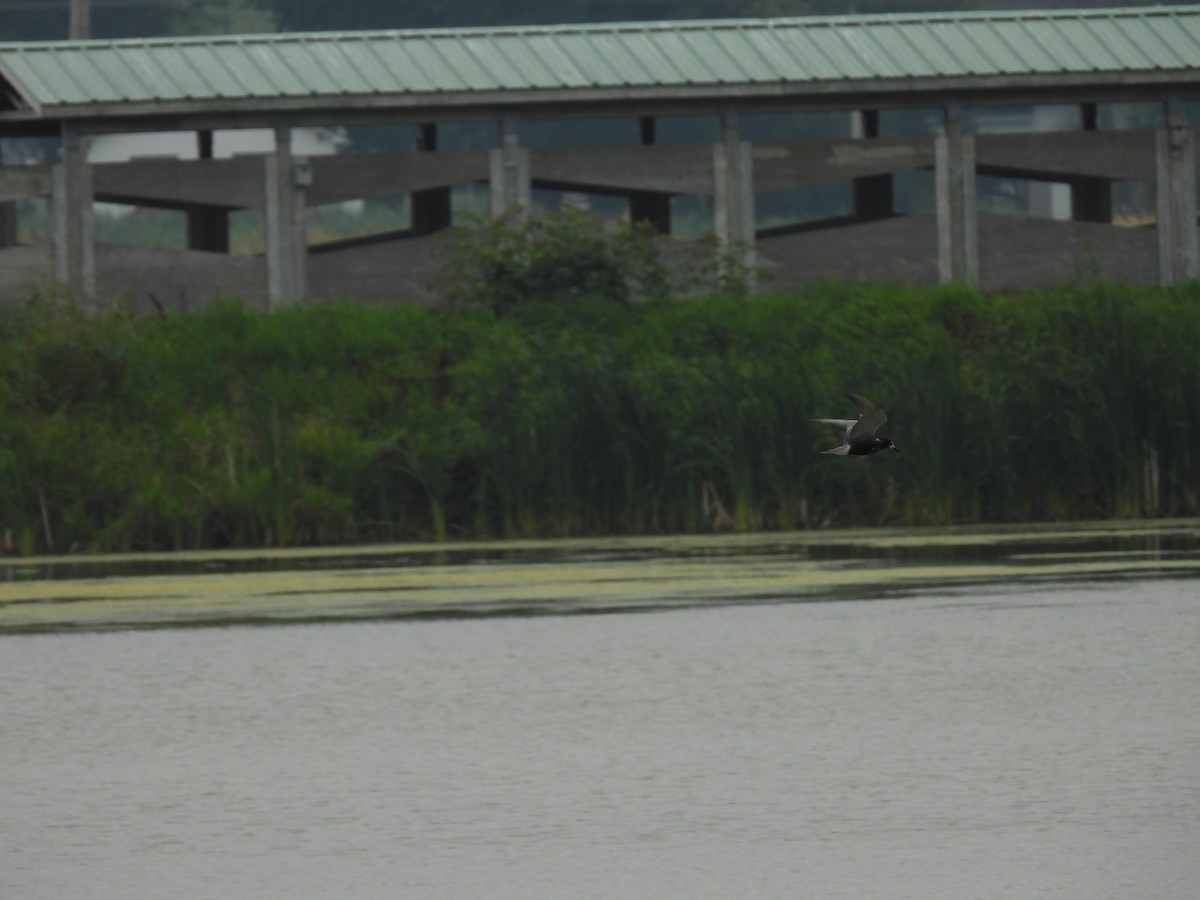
1, 5, 1199, 310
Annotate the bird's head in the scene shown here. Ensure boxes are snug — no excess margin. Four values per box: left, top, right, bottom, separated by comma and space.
878, 438, 900, 454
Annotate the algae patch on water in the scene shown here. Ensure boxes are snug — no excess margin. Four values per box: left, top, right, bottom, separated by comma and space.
1, 521, 1198, 633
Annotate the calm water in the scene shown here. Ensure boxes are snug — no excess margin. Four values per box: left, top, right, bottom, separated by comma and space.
2, 527, 1199, 899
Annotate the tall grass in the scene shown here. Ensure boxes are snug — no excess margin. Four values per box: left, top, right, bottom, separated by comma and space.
2, 280, 1199, 553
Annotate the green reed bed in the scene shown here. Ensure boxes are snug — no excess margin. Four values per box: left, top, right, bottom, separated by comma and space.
2, 281, 1199, 552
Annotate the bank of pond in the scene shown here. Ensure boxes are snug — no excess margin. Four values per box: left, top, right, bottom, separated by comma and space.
2, 280, 1199, 552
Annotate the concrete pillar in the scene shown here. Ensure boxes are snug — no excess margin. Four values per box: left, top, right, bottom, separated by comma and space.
264, 125, 308, 307
1156, 114, 1197, 285
489, 118, 529, 220
935, 112, 977, 284
713, 112, 755, 285
411, 122, 452, 234
52, 126, 95, 303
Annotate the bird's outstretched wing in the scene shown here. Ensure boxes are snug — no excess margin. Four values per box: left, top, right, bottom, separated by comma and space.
811, 417, 857, 429
843, 393, 886, 442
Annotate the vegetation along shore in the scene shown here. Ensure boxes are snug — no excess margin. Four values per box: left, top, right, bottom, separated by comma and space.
2, 266, 1199, 553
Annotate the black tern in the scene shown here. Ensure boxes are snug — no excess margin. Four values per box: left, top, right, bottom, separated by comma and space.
812, 393, 900, 456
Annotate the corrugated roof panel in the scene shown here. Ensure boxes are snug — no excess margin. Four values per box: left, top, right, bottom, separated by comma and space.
1035, 18, 1101, 71
168, 45, 237, 98
493, 34, 568, 89
619, 30, 686, 83
0, 51, 47, 106
176, 44, 250, 97
879, 24, 932, 77
333, 37, 400, 92
206, 44, 263, 94
78, 48, 142, 100
102, 44, 167, 98
1156, 12, 1200, 64
1142, 16, 1200, 68
946, 21, 1012, 74
1085, 18, 1157, 69
239, 43, 305, 95
927, 23, 994, 74
805, 25, 876, 80
428, 37, 501, 91
518, 33, 596, 88
711, 25, 779, 81
715, 29, 785, 82
1008, 19, 1070, 73
597, 31, 680, 84
463, 35, 530, 90
775, 26, 847, 81
1131, 21, 1177, 69
875, 25, 930, 77
821, 25, 879, 78
39, 49, 101, 104
738, 28, 802, 81
674, 30, 743, 83
381, 38, 462, 93
262, 42, 328, 94
1172, 13, 1200, 51
4, 5, 1200, 117
183, 48, 239, 97
666, 29, 715, 80
974, 19, 1050, 73
881, 24, 959, 77
868, 24, 939, 77
453, 37, 514, 89
299, 41, 377, 95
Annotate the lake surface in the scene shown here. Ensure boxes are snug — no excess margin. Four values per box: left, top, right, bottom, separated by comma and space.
2, 522, 1199, 899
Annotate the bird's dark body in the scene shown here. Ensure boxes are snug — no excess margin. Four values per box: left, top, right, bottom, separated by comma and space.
847, 438, 895, 455
811, 393, 900, 456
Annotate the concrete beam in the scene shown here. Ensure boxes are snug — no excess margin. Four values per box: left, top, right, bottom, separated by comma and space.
0, 165, 52, 203
530, 143, 713, 196
92, 156, 263, 209
752, 137, 934, 193
974, 129, 1156, 183
306, 150, 488, 207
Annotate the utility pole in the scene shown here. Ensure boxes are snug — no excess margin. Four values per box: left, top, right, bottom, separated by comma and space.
69, 0, 91, 39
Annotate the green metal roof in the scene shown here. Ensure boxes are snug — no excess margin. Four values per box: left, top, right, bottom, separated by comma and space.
2, 5, 1200, 121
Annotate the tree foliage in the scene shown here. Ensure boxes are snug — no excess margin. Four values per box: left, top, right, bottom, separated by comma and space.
446, 211, 673, 313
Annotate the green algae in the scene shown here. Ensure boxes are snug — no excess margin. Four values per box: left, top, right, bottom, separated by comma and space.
3, 520, 1197, 633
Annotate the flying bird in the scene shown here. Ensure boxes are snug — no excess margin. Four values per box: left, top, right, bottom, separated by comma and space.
812, 393, 900, 456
